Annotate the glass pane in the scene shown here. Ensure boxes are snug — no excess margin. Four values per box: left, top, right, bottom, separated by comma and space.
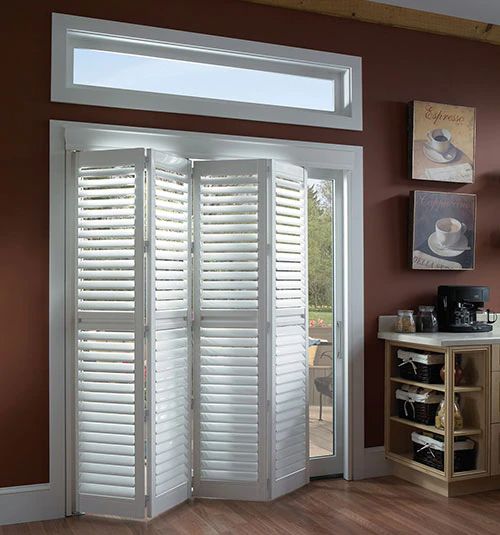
308, 179, 334, 458
73, 49, 335, 112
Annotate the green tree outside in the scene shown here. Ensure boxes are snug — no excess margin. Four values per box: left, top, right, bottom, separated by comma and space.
307, 182, 334, 321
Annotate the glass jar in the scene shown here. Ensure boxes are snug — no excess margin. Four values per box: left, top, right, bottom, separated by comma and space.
416, 305, 439, 333
394, 310, 416, 333
435, 396, 463, 430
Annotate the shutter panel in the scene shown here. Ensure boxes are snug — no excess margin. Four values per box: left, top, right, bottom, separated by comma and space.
75, 149, 146, 519
192, 160, 269, 500
270, 162, 308, 498
146, 150, 192, 517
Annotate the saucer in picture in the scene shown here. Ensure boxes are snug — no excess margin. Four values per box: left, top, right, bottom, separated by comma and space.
428, 232, 468, 257
423, 143, 458, 164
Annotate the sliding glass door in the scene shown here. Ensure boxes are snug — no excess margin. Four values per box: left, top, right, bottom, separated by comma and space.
307, 173, 344, 478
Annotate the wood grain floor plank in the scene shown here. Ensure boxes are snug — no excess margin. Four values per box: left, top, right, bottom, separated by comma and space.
3, 477, 500, 534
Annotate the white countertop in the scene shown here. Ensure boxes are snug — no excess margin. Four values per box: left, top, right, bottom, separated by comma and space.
378, 330, 500, 347
378, 316, 500, 347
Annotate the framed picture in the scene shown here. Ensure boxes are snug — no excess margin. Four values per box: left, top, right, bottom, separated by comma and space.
410, 191, 476, 270
409, 101, 476, 183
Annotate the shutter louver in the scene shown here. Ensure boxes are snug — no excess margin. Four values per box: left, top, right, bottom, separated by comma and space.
192, 160, 268, 500
146, 150, 192, 517
271, 162, 308, 498
71, 149, 310, 514
75, 149, 145, 519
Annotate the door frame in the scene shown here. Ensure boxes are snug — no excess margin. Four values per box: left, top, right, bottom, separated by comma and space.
307, 171, 345, 478
50, 119, 365, 514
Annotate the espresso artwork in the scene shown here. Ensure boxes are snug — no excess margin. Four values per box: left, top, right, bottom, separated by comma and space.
409, 101, 476, 183
410, 191, 476, 270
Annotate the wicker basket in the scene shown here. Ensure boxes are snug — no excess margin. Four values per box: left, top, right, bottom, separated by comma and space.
396, 387, 443, 425
411, 432, 476, 472
397, 349, 444, 384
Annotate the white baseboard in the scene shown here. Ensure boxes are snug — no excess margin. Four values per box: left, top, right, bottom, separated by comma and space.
363, 446, 391, 479
0, 484, 64, 526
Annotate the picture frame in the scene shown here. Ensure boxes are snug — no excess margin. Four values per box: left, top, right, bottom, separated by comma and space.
410, 190, 477, 270
409, 101, 476, 184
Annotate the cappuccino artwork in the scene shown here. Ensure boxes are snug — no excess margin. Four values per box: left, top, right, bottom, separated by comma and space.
409, 101, 476, 183
410, 191, 476, 270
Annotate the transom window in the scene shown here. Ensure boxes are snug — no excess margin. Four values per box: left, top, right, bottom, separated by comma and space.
51, 14, 362, 129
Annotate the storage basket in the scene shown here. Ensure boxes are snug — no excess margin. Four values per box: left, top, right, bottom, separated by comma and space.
397, 349, 444, 384
395, 387, 443, 425
411, 432, 476, 472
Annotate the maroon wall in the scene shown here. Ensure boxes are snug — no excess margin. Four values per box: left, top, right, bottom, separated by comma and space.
2, 0, 500, 487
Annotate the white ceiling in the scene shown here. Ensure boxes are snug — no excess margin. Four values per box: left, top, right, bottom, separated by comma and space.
370, 0, 500, 25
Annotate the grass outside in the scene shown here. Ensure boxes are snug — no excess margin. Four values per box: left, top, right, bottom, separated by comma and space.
309, 309, 333, 325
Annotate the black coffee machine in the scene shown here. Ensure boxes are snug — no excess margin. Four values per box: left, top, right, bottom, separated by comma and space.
437, 286, 497, 333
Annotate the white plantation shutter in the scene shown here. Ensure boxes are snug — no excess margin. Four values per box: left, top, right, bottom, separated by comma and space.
146, 150, 192, 517
192, 159, 268, 500
74, 149, 146, 519
270, 162, 308, 498
70, 149, 309, 514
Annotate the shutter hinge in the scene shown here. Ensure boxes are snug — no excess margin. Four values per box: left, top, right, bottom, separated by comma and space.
191, 397, 194, 410
144, 409, 149, 421
190, 242, 194, 254
144, 240, 149, 253
145, 494, 150, 506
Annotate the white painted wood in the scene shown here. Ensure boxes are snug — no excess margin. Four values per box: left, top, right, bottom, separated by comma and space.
73, 149, 146, 519
51, 14, 362, 130
192, 159, 268, 501
270, 162, 309, 498
363, 446, 391, 479
53, 121, 366, 510
146, 150, 192, 518
344, 156, 365, 480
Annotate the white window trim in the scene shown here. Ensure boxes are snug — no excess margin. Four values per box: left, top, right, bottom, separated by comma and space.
51, 14, 362, 130
50, 120, 365, 507
0, 120, 365, 526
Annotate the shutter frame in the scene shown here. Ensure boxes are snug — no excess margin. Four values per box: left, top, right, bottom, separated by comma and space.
74, 148, 146, 519
70, 150, 309, 513
146, 150, 192, 518
270, 161, 309, 499
192, 159, 270, 501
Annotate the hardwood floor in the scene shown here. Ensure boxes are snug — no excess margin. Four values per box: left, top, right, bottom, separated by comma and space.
2, 476, 500, 534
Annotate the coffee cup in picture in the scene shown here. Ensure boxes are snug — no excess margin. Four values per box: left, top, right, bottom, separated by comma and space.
435, 217, 466, 248
426, 128, 452, 154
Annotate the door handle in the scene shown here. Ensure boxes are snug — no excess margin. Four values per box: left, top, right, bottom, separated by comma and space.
336, 320, 343, 359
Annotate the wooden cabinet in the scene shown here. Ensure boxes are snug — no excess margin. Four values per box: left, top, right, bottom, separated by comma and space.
492, 345, 500, 372
491, 424, 500, 476
492, 372, 500, 424
384, 340, 500, 496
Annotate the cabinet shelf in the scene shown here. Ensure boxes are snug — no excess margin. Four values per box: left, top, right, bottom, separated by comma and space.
386, 451, 446, 479
390, 377, 482, 393
384, 339, 497, 494
390, 416, 482, 437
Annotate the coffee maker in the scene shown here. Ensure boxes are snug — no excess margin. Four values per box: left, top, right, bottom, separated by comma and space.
437, 286, 497, 333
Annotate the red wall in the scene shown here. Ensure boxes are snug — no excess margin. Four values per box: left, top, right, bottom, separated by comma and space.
2, 0, 500, 487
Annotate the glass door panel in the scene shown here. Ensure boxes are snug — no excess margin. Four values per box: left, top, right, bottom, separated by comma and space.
307, 175, 343, 477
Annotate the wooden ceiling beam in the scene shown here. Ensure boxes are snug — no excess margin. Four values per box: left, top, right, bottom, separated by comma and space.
242, 0, 500, 46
